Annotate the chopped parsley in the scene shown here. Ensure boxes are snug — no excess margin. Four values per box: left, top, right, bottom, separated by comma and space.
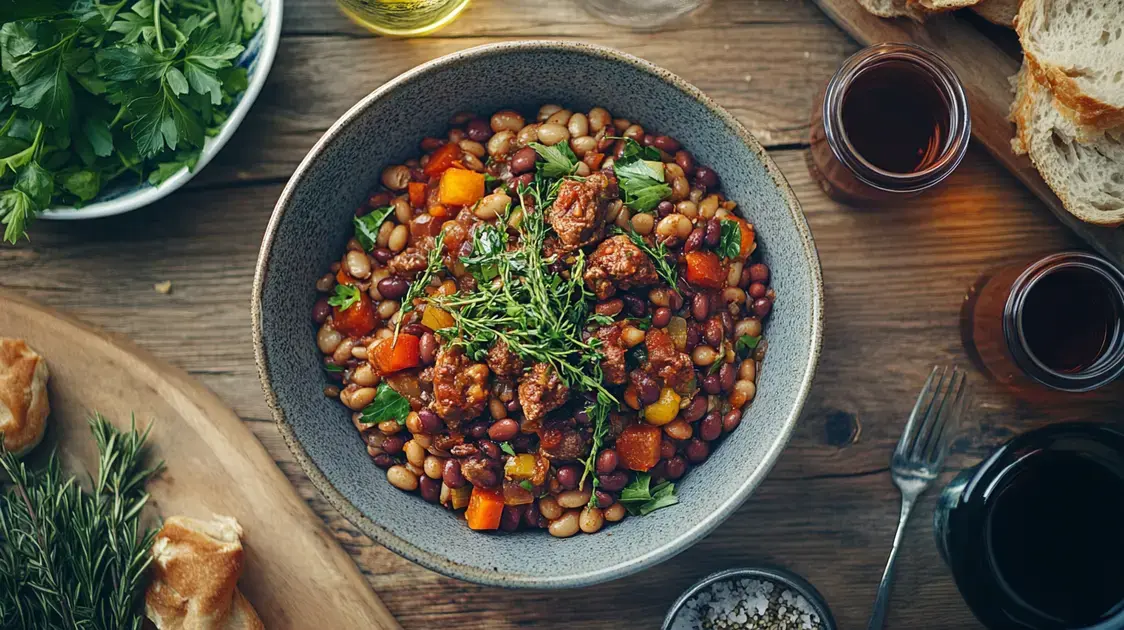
613, 139, 671, 213
528, 141, 579, 179
519, 480, 534, 491
619, 473, 679, 516
359, 382, 411, 426
736, 334, 761, 356
717, 219, 742, 260
324, 364, 344, 374
354, 206, 394, 251
460, 222, 506, 282
500, 442, 516, 457
327, 284, 361, 311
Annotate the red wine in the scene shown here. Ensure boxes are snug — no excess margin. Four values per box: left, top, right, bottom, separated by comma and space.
1021, 268, 1117, 373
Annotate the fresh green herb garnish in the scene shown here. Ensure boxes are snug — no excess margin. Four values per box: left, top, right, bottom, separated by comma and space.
324, 363, 344, 374
394, 228, 446, 338
460, 222, 506, 282
630, 315, 652, 330
717, 219, 742, 260
613, 225, 679, 291
500, 441, 516, 457
0, 0, 262, 243
528, 141, 579, 179
588, 313, 614, 327
359, 382, 411, 426
736, 334, 761, 356
354, 206, 394, 251
619, 472, 679, 516
0, 413, 163, 629
519, 480, 534, 491
327, 284, 361, 311
613, 138, 671, 213
579, 396, 613, 505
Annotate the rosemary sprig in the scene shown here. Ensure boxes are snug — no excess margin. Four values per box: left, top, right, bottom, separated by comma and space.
0, 414, 163, 630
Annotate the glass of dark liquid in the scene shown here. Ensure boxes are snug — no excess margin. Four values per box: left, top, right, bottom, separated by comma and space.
935, 423, 1124, 629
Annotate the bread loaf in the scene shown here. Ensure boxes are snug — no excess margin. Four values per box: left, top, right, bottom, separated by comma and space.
0, 338, 49, 457
971, 0, 1019, 26
854, 0, 927, 20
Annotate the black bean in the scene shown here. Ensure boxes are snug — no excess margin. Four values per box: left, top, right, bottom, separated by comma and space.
598, 471, 628, 492
631, 370, 660, 405
692, 293, 710, 321
748, 263, 770, 283
622, 293, 648, 317
700, 412, 723, 442
652, 306, 672, 328
382, 436, 404, 455
702, 374, 722, 395
665, 455, 688, 480
752, 297, 773, 319
686, 438, 710, 463
443, 459, 466, 488
509, 146, 538, 174
596, 449, 619, 474
373, 248, 394, 264
465, 118, 493, 142
556, 465, 579, 490
682, 395, 708, 423
704, 219, 721, 247
312, 297, 331, 323
487, 418, 519, 442
723, 409, 743, 433
694, 166, 719, 189
419, 476, 441, 503
524, 500, 542, 527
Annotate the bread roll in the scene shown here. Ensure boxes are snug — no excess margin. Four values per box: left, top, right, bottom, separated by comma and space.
146, 515, 265, 630
0, 338, 49, 457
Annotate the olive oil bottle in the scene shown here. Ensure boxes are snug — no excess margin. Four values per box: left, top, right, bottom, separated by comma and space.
337, 0, 471, 37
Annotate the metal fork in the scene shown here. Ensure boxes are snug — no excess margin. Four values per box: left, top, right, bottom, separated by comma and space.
867, 366, 969, 630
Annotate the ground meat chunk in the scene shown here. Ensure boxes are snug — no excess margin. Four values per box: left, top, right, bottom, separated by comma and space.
461, 456, 499, 488
388, 247, 428, 278
432, 347, 490, 429
548, 171, 617, 252
517, 363, 569, 429
645, 328, 695, 389
539, 419, 590, 462
583, 235, 660, 300
486, 340, 524, 378
594, 323, 627, 385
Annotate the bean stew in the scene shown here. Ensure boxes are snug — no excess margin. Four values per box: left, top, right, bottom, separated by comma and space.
313, 104, 774, 536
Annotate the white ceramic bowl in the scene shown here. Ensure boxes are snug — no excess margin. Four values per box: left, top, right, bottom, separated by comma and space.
40, 0, 281, 221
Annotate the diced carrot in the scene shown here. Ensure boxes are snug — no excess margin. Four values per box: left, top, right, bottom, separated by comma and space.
420, 306, 455, 331
408, 182, 427, 208
465, 487, 504, 530
423, 142, 462, 177
584, 152, 605, 170
336, 269, 354, 286
428, 204, 449, 218
439, 168, 485, 206
372, 334, 420, 374
685, 250, 724, 289
723, 216, 755, 261
616, 424, 662, 472
332, 293, 376, 338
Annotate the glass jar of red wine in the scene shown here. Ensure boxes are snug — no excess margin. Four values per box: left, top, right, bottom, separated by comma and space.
935, 423, 1124, 629
808, 43, 972, 204
961, 251, 1124, 394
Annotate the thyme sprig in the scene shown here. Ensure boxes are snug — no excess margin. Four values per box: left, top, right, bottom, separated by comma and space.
613, 225, 679, 290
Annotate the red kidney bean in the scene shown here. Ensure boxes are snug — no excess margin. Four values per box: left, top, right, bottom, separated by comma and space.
704, 317, 724, 347
599, 471, 628, 492
660, 439, 676, 460
748, 263, 770, 283
665, 455, 688, 480
682, 395, 708, 423
499, 504, 525, 532
419, 332, 437, 365
478, 439, 502, 460
642, 134, 655, 147
372, 453, 395, 469
596, 449, 619, 475
509, 147, 538, 174
524, 500, 541, 527
752, 297, 773, 318
692, 293, 710, 321
420, 137, 445, 152
667, 289, 684, 312
556, 465, 580, 490
442, 459, 466, 488
686, 438, 710, 463
596, 298, 624, 317
419, 476, 441, 503
652, 306, 672, 328
721, 312, 735, 339
719, 363, 736, 392
382, 436, 405, 455
621, 294, 647, 317
694, 166, 719, 189
373, 248, 394, 264
506, 398, 521, 413
508, 172, 534, 192
417, 409, 443, 434
748, 282, 767, 299
684, 228, 704, 253
368, 191, 393, 207
312, 297, 331, 323
700, 411, 723, 441
487, 418, 519, 442
704, 219, 721, 247
595, 490, 615, 508
685, 323, 700, 352
631, 370, 660, 406
657, 200, 675, 217
410, 167, 427, 182
702, 374, 722, 395
377, 276, 408, 300
723, 409, 743, 433
402, 323, 428, 336
674, 150, 695, 173
465, 118, 493, 142
653, 135, 681, 153
466, 422, 489, 440
650, 460, 668, 480
575, 408, 591, 425
677, 277, 696, 299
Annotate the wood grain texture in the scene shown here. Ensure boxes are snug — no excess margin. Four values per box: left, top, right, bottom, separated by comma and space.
0, 292, 401, 630
2, 1, 1120, 628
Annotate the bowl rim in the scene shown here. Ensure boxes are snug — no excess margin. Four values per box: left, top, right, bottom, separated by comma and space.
251, 40, 825, 588
39, 0, 282, 221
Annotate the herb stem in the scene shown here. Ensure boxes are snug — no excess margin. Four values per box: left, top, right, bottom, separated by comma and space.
154, 0, 166, 52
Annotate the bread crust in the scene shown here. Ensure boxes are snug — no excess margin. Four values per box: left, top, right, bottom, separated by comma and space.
0, 338, 49, 457
971, 0, 1018, 26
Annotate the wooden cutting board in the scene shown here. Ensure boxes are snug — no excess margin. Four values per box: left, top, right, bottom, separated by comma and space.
808, 1, 1124, 266
0, 290, 401, 630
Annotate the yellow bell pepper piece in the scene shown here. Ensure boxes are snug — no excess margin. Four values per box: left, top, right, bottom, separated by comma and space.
421, 305, 455, 331
449, 485, 472, 510
644, 387, 681, 426
504, 453, 537, 480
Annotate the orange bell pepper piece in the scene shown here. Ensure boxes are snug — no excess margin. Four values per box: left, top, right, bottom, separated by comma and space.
332, 293, 377, 338
372, 334, 420, 374
465, 487, 504, 530
439, 168, 485, 206
616, 424, 662, 472
336, 269, 354, 286
685, 250, 724, 289
423, 142, 462, 177
408, 182, 427, 208
428, 204, 449, 218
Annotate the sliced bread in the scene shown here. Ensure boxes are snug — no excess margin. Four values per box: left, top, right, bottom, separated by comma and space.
1017, 0, 1124, 131
911, 0, 982, 13
1010, 64, 1124, 225
971, 0, 1019, 26
854, 0, 927, 20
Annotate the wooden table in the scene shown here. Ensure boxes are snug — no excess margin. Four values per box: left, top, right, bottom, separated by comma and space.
3, 1, 1121, 627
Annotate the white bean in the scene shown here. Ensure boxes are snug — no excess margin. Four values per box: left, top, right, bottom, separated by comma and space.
345, 250, 371, 279
475, 192, 511, 220
579, 506, 604, 534
548, 510, 580, 538
556, 488, 592, 509
387, 465, 419, 491
317, 325, 341, 354
388, 224, 408, 252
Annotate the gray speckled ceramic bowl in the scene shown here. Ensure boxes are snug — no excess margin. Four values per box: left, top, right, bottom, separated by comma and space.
252, 41, 823, 588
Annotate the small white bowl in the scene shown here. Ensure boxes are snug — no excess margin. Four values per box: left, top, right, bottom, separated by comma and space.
40, 0, 281, 221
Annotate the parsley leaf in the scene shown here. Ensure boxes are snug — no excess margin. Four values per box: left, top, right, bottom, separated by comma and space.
500, 442, 516, 457
327, 284, 361, 311
588, 313, 614, 327
354, 206, 393, 251
519, 480, 534, 491
528, 141, 578, 179
736, 334, 760, 356
613, 138, 670, 213
359, 382, 411, 426
619, 473, 679, 516
717, 219, 742, 260
630, 316, 652, 330
460, 222, 505, 282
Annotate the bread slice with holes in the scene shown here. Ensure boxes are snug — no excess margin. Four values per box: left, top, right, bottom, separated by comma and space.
972, 0, 1019, 26
1017, 0, 1124, 132
854, 0, 926, 20
1010, 64, 1124, 225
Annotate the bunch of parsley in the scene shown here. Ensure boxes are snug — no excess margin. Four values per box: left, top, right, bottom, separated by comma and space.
0, 0, 262, 243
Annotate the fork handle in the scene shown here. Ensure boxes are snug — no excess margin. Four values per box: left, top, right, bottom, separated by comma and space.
867, 495, 917, 630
